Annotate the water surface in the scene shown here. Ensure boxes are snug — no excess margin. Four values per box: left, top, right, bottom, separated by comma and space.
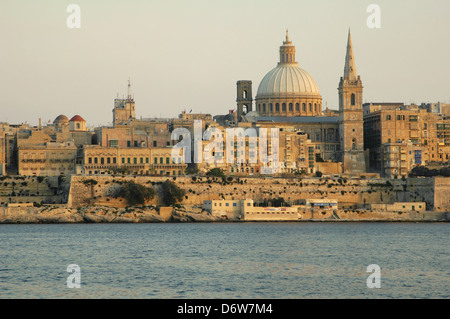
0, 222, 448, 298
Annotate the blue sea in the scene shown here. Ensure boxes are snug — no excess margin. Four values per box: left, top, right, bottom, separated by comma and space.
0, 222, 448, 299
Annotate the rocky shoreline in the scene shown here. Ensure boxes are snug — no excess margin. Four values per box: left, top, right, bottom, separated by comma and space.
1, 205, 448, 224
0, 205, 222, 224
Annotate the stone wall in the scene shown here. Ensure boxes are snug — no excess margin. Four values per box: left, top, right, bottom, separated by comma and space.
0, 175, 69, 205
67, 175, 448, 211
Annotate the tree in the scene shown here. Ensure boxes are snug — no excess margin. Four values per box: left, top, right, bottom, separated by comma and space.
115, 181, 156, 206
315, 171, 323, 177
160, 180, 186, 206
206, 168, 225, 178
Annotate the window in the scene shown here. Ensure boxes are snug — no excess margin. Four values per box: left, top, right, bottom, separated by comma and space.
295, 103, 299, 111
302, 103, 306, 112
122, 158, 125, 164
166, 157, 170, 164
351, 94, 355, 106
289, 103, 293, 112
88, 157, 92, 164
154, 157, 158, 164
233, 203, 237, 207
386, 115, 391, 121
282, 103, 286, 112
94, 158, 98, 164
309, 103, 312, 112
153, 141, 157, 147
160, 157, 163, 164
275, 103, 280, 112
127, 141, 131, 147
109, 139, 119, 147
352, 139, 357, 150
113, 158, 117, 164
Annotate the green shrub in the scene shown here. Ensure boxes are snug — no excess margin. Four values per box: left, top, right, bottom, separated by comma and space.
115, 181, 156, 206
159, 180, 186, 206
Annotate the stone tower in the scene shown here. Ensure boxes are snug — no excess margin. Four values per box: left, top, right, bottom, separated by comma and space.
338, 30, 366, 174
113, 79, 136, 127
236, 80, 253, 119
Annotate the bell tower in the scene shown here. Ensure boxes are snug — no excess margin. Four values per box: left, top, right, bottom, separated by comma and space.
338, 29, 366, 174
236, 80, 253, 119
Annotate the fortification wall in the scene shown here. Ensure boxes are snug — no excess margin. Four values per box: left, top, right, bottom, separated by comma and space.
67, 175, 446, 211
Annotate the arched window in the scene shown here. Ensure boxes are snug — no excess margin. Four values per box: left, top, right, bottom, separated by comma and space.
302, 103, 306, 112
314, 103, 317, 113
275, 103, 280, 112
270, 103, 273, 112
76, 123, 80, 129
282, 103, 286, 112
289, 103, 293, 112
243, 90, 247, 99
295, 103, 299, 112
263, 104, 266, 113
352, 138, 357, 150
351, 94, 356, 106
309, 103, 312, 112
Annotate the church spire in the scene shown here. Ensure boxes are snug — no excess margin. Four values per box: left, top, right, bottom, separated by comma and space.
344, 29, 357, 82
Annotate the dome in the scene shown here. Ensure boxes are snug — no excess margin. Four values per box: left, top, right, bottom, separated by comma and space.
253, 30, 323, 117
256, 64, 321, 98
53, 114, 69, 124
69, 115, 85, 122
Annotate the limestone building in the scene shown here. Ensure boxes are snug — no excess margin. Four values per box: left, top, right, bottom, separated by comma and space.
82, 145, 186, 176
364, 103, 450, 175
229, 29, 367, 175
112, 80, 136, 126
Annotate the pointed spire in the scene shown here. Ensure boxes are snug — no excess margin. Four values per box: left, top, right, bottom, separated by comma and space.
344, 29, 357, 82
285, 29, 290, 43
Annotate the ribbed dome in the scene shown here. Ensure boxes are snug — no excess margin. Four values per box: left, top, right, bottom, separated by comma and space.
53, 114, 69, 124
256, 64, 321, 98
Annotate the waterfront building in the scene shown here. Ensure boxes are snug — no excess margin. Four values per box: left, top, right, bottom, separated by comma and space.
82, 145, 186, 176
364, 103, 450, 174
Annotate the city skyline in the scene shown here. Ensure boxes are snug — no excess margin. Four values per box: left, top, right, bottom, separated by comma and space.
1, 0, 449, 127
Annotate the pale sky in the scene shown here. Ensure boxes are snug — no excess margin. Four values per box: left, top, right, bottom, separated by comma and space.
1, 0, 449, 127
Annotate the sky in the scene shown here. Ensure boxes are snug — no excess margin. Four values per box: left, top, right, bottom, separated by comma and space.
1, 0, 449, 127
